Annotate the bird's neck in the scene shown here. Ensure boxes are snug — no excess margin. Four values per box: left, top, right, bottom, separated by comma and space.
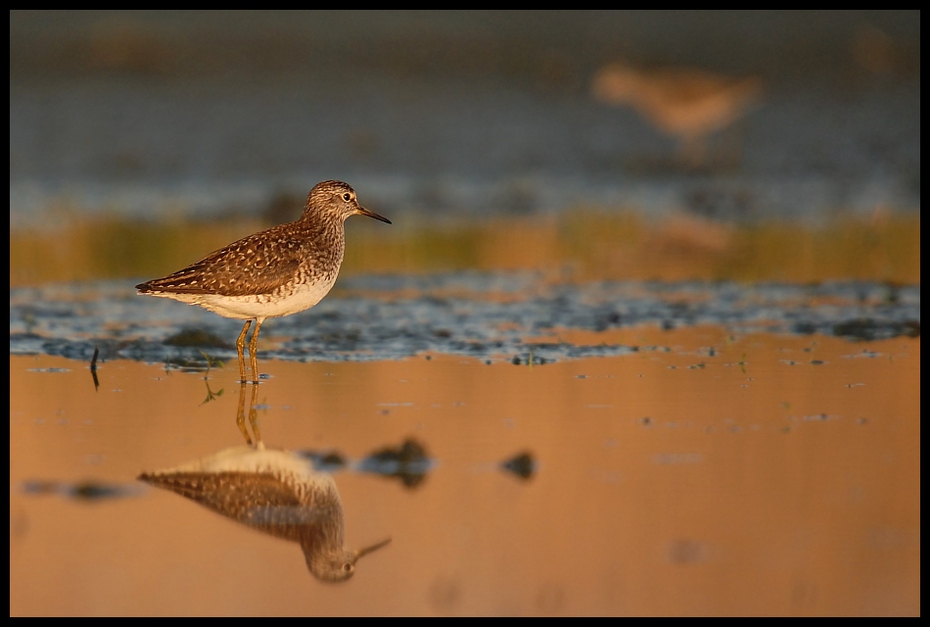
296, 212, 347, 268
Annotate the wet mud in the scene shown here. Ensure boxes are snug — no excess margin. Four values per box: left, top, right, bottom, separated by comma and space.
10, 273, 919, 370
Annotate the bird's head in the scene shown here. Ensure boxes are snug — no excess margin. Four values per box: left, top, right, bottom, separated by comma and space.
307, 180, 391, 225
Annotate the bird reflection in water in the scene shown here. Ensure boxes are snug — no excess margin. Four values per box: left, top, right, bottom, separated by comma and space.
138, 383, 390, 583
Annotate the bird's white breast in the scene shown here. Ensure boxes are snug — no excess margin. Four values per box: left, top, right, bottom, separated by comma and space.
147, 270, 339, 321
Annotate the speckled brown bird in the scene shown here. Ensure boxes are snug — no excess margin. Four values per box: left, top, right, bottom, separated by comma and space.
136, 180, 391, 382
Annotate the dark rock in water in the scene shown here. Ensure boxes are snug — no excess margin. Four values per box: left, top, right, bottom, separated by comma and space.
296, 449, 348, 473
22, 479, 140, 501
358, 438, 432, 489
832, 318, 920, 341
70, 481, 136, 501
164, 328, 232, 348
501, 451, 536, 480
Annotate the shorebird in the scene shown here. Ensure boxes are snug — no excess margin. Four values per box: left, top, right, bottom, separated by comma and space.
139, 445, 391, 583
136, 180, 391, 382
592, 62, 762, 168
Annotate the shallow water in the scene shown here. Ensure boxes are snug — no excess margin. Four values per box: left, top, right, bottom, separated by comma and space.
10, 326, 919, 615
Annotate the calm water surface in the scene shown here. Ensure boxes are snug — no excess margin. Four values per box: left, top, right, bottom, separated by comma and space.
10, 326, 919, 615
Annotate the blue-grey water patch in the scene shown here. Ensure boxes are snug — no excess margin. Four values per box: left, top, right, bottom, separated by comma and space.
9, 273, 919, 367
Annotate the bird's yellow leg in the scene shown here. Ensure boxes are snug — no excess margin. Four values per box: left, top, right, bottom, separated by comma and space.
236, 320, 253, 383
248, 319, 263, 384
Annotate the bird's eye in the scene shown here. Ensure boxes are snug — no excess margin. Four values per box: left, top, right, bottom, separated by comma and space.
343, 563, 353, 572
342, 193, 352, 202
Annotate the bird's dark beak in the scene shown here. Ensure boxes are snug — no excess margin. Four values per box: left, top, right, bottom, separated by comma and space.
355, 537, 392, 559
356, 206, 392, 224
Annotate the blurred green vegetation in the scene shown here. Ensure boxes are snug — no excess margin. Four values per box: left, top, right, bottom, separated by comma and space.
10, 211, 920, 287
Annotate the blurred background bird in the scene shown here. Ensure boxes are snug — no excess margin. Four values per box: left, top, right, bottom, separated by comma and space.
592, 62, 763, 170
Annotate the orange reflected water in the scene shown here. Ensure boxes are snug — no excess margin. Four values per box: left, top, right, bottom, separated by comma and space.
10, 327, 919, 615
